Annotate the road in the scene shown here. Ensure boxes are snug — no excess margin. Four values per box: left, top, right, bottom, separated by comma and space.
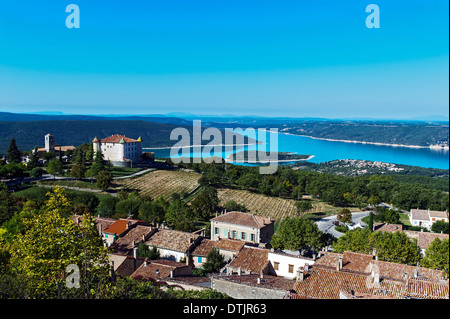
315, 211, 371, 239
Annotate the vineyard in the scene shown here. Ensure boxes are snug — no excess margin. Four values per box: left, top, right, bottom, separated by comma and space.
217, 188, 299, 220
116, 169, 201, 199
216, 188, 360, 220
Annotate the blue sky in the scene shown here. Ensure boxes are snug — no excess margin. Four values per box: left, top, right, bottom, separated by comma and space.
0, 0, 448, 119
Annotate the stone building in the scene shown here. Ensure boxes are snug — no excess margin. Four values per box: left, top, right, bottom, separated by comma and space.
92, 134, 143, 167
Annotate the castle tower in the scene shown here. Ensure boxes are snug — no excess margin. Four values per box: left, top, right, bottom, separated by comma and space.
45, 134, 55, 153
92, 136, 100, 153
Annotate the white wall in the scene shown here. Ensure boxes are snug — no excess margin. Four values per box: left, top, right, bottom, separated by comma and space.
268, 252, 315, 279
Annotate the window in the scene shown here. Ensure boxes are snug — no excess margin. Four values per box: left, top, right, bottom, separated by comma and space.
232, 231, 237, 239
251, 234, 256, 242
274, 262, 279, 271
214, 227, 219, 235
198, 257, 202, 263
241, 232, 246, 240
288, 264, 294, 273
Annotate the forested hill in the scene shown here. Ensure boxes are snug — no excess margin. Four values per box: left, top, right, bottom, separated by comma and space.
272, 121, 449, 147
0, 120, 255, 154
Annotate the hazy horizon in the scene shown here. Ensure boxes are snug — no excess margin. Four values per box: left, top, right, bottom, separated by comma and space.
0, 1, 448, 119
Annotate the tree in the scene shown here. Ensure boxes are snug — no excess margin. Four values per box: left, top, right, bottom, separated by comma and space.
138, 197, 167, 224
201, 247, 226, 274
165, 199, 195, 232
367, 211, 374, 232
190, 186, 219, 220
368, 195, 381, 207
431, 220, 449, 234
29, 167, 44, 179
46, 159, 64, 179
86, 149, 105, 178
97, 196, 119, 218
8, 186, 111, 298
295, 200, 313, 215
6, 138, 21, 164
115, 198, 142, 219
337, 208, 352, 226
270, 217, 325, 252
420, 238, 449, 278
96, 171, 113, 191
27, 148, 40, 170
137, 242, 160, 259
69, 163, 85, 180
223, 200, 248, 212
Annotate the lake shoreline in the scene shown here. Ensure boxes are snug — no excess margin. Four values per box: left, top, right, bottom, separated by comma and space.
277, 131, 450, 151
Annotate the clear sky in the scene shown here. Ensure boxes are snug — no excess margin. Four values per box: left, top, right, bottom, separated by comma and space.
0, 0, 448, 119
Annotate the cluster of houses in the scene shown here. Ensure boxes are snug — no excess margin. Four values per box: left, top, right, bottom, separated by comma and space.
72, 210, 449, 299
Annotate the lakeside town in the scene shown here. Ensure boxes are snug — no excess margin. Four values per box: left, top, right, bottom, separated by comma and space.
0, 133, 448, 300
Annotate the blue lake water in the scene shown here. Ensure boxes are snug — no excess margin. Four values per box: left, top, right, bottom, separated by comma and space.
146, 131, 449, 170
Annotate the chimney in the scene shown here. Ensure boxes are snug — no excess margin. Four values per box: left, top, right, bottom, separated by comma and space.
144, 258, 149, 267
142, 234, 146, 242
373, 272, 380, 284
414, 269, 418, 278
132, 240, 135, 248
170, 270, 174, 278
257, 277, 261, 284
237, 267, 241, 276
133, 246, 138, 259
298, 268, 304, 282
372, 248, 377, 256
312, 254, 316, 261
304, 263, 309, 271
260, 270, 264, 279
337, 256, 343, 271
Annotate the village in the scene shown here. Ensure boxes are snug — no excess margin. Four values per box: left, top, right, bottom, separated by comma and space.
0, 133, 449, 300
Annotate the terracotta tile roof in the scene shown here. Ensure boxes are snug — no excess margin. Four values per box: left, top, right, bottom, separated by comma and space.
373, 223, 403, 233
145, 228, 200, 253
342, 251, 374, 274
191, 238, 216, 256
99, 134, 139, 144
192, 238, 248, 257
291, 267, 405, 299
314, 251, 342, 269
211, 211, 274, 229
410, 209, 431, 221
37, 146, 76, 152
416, 232, 449, 249
103, 218, 146, 235
109, 225, 155, 255
214, 238, 247, 252
228, 247, 269, 274
410, 209, 448, 221
374, 260, 445, 282
131, 259, 191, 281
214, 274, 295, 291
404, 278, 449, 299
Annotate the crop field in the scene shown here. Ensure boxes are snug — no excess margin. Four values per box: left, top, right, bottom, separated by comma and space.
116, 169, 201, 199
217, 188, 360, 220
217, 188, 299, 220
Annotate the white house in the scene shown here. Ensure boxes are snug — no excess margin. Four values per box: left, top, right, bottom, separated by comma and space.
210, 211, 275, 244
92, 134, 143, 167
268, 250, 316, 279
409, 209, 448, 230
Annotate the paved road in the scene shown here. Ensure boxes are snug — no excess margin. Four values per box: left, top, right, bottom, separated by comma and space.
315, 211, 371, 239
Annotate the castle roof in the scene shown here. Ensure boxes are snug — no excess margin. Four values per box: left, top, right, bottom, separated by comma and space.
99, 134, 140, 144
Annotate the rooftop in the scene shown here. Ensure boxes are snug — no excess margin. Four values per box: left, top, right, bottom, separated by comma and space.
103, 218, 146, 236
211, 211, 274, 229
145, 228, 200, 253
98, 134, 140, 144
228, 246, 269, 274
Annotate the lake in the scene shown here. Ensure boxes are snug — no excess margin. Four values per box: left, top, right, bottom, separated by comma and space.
145, 130, 449, 169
